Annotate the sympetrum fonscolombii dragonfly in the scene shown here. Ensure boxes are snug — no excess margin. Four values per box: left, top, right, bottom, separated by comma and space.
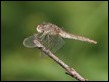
23, 22, 97, 53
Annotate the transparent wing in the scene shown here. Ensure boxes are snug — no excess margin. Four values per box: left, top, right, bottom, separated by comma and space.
23, 34, 38, 48
23, 33, 65, 53
49, 35, 65, 53
37, 34, 65, 54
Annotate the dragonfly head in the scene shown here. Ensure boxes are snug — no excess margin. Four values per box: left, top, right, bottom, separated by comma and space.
36, 22, 52, 33
36, 24, 44, 33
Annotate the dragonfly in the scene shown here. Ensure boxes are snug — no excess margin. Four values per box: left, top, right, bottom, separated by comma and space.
23, 22, 97, 53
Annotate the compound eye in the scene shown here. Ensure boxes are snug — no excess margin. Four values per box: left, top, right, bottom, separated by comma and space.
36, 25, 44, 33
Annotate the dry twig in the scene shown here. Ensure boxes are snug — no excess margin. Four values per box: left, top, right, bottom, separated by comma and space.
33, 39, 88, 81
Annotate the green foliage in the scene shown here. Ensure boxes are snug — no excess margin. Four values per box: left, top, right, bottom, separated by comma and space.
1, 1, 108, 81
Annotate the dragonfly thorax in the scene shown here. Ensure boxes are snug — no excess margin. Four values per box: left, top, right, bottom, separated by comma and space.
36, 23, 61, 36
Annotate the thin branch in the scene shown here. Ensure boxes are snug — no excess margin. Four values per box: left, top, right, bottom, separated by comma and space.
33, 39, 88, 81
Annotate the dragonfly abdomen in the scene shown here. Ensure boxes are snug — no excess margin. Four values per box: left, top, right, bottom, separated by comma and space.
59, 31, 97, 44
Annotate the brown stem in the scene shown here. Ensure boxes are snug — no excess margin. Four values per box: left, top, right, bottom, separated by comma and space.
33, 39, 88, 81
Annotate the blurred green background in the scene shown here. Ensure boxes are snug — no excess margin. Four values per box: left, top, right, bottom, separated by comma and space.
1, 1, 108, 81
